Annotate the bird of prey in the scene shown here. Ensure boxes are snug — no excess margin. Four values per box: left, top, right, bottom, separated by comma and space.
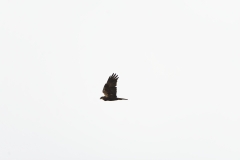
100, 73, 128, 101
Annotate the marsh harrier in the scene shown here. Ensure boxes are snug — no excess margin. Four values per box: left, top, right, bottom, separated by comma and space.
100, 73, 127, 101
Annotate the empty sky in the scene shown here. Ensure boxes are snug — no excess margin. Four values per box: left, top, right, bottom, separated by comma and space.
0, 0, 240, 159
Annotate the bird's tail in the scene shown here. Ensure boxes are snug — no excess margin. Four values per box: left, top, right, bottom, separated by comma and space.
117, 98, 128, 100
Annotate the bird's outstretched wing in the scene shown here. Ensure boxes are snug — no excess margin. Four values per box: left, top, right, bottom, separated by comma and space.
102, 73, 119, 98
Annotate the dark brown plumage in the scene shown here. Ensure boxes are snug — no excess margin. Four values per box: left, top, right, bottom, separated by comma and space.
100, 73, 128, 101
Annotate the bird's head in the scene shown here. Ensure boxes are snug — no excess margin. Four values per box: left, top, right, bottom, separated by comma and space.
100, 96, 107, 101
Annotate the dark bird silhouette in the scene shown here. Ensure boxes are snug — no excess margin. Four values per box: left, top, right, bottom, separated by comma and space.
100, 73, 128, 101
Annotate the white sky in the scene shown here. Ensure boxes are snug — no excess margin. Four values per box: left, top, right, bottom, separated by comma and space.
0, 0, 240, 159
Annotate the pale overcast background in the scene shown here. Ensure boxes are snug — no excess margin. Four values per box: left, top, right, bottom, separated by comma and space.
0, 0, 240, 159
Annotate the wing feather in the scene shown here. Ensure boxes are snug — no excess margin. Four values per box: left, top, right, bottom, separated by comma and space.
102, 73, 119, 98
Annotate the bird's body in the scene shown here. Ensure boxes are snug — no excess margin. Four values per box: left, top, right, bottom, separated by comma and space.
100, 73, 127, 101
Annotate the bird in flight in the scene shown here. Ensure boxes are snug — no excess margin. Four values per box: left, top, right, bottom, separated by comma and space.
100, 73, 128, 101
